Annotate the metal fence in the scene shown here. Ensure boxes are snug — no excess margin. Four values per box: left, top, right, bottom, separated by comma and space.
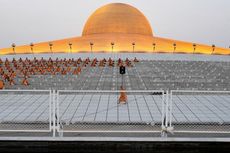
0, 90, 52, 133
56, 90, 165, 136
169, 90, 230, 135
0, 89, 230, 138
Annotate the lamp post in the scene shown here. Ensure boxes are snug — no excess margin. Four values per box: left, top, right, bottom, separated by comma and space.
193, 43, 196, 54
68, 42, 72, 54
90, 42, 94, 53
111, 42, 114, 53
132, 42, 135, 53
152, 43, 156, 52
30, 43, 34, 54
30, 43, 34, 58
212, 44, 216, 54
11, 43, 16, 55
173, 43, 177, 53
49, 42, 53, 54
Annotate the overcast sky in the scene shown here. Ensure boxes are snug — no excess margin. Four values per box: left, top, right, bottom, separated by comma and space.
0, 0, 229, 48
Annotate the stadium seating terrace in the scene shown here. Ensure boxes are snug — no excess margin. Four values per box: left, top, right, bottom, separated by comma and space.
0, 56, 229, 91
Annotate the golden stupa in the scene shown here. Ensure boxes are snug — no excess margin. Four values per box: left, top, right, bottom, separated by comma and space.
1, 3, 230, 55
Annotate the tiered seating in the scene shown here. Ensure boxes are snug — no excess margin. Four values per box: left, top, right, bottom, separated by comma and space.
1, 57, 229, 91
135, 60, 230, 91
0, 57, 138, 90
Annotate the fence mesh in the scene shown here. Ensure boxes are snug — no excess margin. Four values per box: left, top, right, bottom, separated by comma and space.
1, 89, 230, 137
56, 90, 165, 136
0, 90, 52, 132
169, 91, 230, 135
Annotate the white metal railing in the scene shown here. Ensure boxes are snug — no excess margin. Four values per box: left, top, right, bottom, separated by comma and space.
56, 90, 165, 134
0, 89, 229, 137
0, 90, 52, 132
169, 90, 230, 134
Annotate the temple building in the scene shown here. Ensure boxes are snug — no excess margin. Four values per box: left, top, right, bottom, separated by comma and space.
1, 3, 229, 55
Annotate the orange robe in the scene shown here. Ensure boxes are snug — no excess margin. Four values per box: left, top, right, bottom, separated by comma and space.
22, 79, 29, 86
0, 80, 4, 89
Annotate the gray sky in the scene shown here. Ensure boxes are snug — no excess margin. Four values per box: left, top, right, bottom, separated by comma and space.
0, 0, 230, 48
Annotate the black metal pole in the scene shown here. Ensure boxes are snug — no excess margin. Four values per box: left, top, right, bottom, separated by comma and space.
122, 74, 124, 88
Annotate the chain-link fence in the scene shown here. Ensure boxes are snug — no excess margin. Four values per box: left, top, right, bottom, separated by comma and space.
56, 90, 165, 136
169, 90, 230, 136
0, 90, 52, 132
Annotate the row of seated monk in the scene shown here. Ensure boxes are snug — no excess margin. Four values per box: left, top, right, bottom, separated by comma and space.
0, 57, 139, 88
0, 57, 138, 69
0, 57, 139, 64
0, 78, 28, 89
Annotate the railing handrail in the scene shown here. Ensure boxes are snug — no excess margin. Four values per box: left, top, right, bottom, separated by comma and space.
171, 90, 230, 94
57, 90, 164, 94
0, 89, 51, 92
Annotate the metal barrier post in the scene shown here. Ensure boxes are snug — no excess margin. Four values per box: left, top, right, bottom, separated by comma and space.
165, 91, 169, 128
52, 90, 56, 137
161, 92, 165, 128
56, 90, 63, 137
169, 90, 173, 128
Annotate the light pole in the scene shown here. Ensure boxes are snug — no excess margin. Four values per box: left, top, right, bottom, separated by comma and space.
49, 42, 53, 54
152, 43, 156, 52
111, 42, 115, 53
68, 42, 73, 59
68, 42, 72, 54
30, 43, 34, 54
173, 43, 177, 53
193, 43, 196, 54
11, 43, 16, 55
49, 42, 53, 59
30, 43, 34, 58
212, 44, 216, 54
132, 42, 135, 53
90, 42, 94, 53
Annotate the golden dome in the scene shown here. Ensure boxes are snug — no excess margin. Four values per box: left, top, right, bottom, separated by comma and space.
82, 3, 153, 36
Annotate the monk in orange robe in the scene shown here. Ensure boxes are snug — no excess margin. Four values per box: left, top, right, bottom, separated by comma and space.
22, 78, 29, 86
119, 86, 127, 104
0, 80, 4, 89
